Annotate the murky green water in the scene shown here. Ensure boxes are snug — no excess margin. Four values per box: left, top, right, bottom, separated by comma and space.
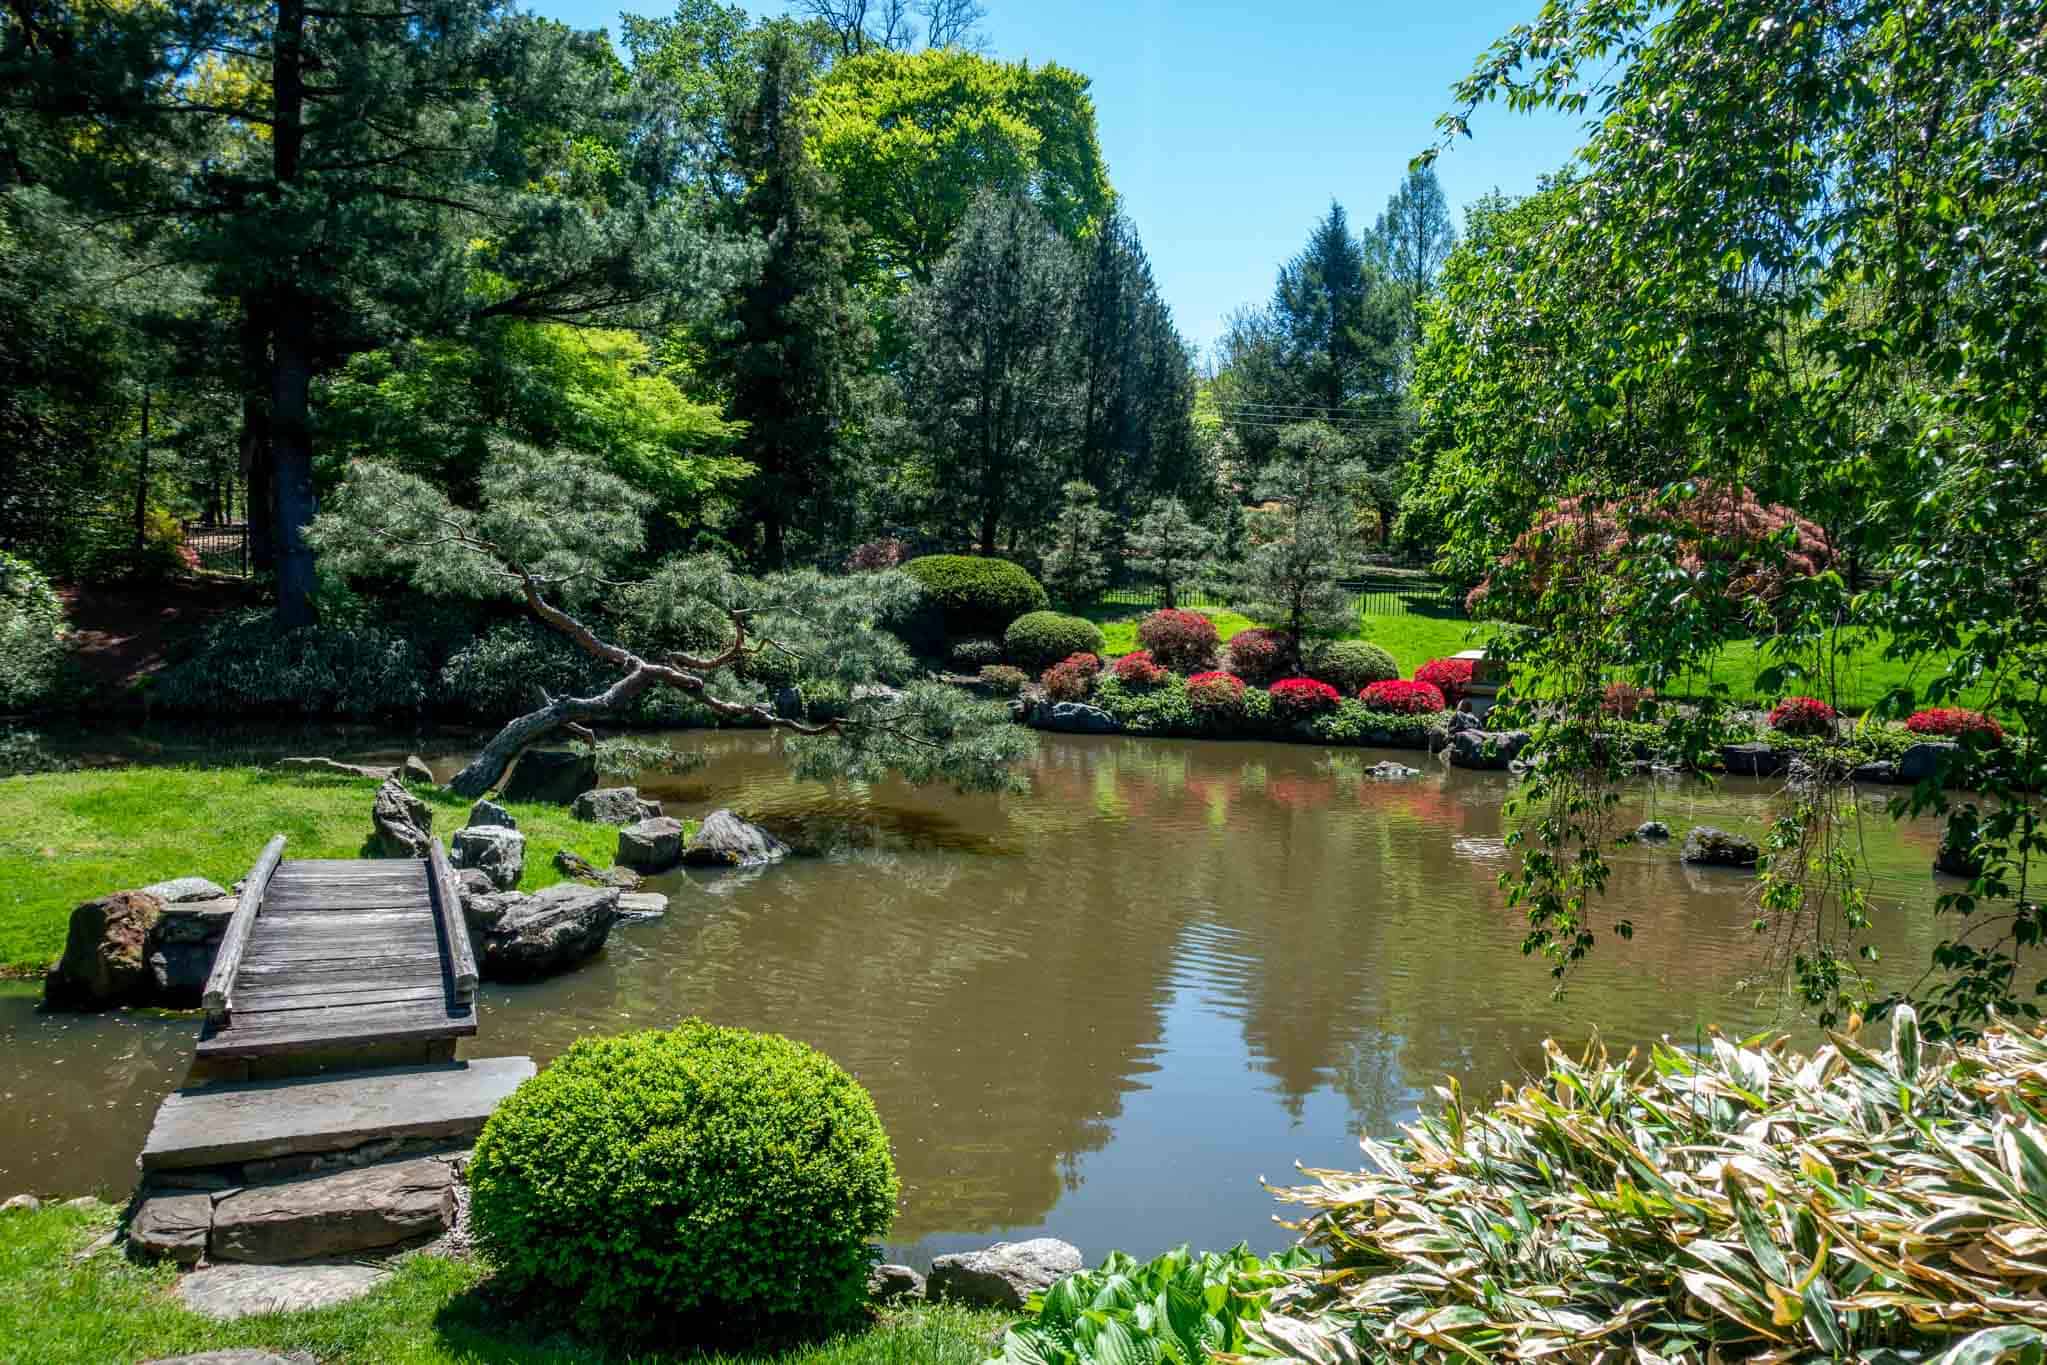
0, 732, 1964, 1264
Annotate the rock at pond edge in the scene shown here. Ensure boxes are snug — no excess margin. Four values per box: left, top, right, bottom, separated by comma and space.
44, 891, 163, 1010
927, 1238, 1083, 1309
500, 748, 597, 805
617, 816, 685, 872
683, 810, 789, 869
450, 825, 525, 892
1682, 826, 1761, 869
370, 777, 433, 859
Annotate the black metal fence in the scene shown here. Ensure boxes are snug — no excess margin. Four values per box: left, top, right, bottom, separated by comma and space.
182, 521, 250, 576
1103, 574, 1462, 619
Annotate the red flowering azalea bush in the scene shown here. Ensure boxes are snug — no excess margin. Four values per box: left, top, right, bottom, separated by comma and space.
1110, 650, 1168, 687
1269, 677, 1342, 719
1041, 652, 1102, 702
1767, 696, 1837, 736
1602, 681, 1654, 719
1136, 609, 1220, 673
1360, 679, 1446, 714
1905, 708, 2004, 744
1415, 657, 1476, 703
1186, 670, 1247, 714
1224, 628, 1293, 685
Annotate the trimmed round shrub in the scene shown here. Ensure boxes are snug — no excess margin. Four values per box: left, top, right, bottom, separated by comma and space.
1360, 679, 1446, 714
1269, 677, 1342, 719
1225, 628, 1293, 685
1305, 640, 1399, 693
1187, 670, 1246, 715
469, 1022, 897, 1337
978, 663, 1029, 695
1768, 695, 1837, 736
1005, 611, 1105, 671
1111, 649, 1168, 687
1041, 651, 1101, 701
1415, 657, 1476, 703
1136, 608, 1220, 673
950, 637, 1004, 669
1905, 707, 2004, 744
0, 551, 65, 712
901, 554, 1049, 638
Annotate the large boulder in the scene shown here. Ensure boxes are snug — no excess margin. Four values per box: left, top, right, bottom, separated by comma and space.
450, 825, 525, 893
617, 816, 686, 872
1721, 742, 1787, 778
572, 786, 662, 825
928, 1238, 1083, 1309
138, 876, 228, 904
402, 755, 435, 786
1899, 741, 1959, 785
1037, 701, 1120, 734
500, 748, 597, 805
474, 884, 620, 980
868, 1263, 926, 1302
1448, 729, 1531, 771
369, 777, 432, 858
683, 810, 789, 869
1682, 826, 1761, 868
466, 798, 516, 830
1635, 821, 1672, 842
44, 891, 163, 1009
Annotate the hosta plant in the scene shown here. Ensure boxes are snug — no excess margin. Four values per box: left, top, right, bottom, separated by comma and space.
992, 1243, 1315, 1365
1238, 1009, 2047, 1364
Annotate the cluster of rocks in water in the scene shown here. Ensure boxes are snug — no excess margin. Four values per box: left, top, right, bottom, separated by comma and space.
43, 748, 801, 1009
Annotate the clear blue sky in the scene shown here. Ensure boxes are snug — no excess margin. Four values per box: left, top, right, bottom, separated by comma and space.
526, 0, 1590, 358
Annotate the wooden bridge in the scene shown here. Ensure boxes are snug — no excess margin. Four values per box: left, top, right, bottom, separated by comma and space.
195, 834, 480, 1074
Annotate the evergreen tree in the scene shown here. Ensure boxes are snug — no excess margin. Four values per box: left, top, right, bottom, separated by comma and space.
715, 25, 870, 568
5, 0, 735, 623
899, 190, 1080, 554
1232, 422, 1365, 657
1126, 495, 1216, 609
1374, 166, 1458, 345
308, 448, 1033, 796
1073, 214, 1199, 516
1039, 479, 1111, 606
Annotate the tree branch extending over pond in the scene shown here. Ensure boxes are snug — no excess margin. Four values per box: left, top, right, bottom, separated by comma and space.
308, 444, 1035, 798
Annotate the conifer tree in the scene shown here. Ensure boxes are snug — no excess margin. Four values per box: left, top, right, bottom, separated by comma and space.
1232, 422, 1364, 658
1039, 479, 1111, 607
308, 448, 1033, 796
1074, 215, 1198, 516
1127, 496, 1216, 609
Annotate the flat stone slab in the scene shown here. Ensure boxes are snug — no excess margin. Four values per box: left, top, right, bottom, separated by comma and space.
129, 1190, 213, 1265
176, 1261, 390, 1321
210, 1157, 454, 1263
142, 1058, 535, 1171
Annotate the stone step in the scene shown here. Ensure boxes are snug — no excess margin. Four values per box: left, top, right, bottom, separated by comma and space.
133, 1155, 460, 1266
141, 1057, 534, 1171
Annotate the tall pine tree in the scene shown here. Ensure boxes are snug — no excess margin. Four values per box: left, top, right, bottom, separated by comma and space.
1073, 214, 1199, 517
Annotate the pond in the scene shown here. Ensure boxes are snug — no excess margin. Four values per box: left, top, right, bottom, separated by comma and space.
0, 731, 1961, 1265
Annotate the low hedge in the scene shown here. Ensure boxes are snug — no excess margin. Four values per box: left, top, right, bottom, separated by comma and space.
901, 555, 1049, 640
1006, 611, 1105, 671
469, 1022, 898, 1338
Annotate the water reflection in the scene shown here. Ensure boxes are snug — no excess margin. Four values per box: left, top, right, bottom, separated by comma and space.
0, 731, 1967, 1265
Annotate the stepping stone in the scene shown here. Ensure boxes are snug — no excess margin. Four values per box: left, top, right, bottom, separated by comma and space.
143, 1352, 316, 1365
142, 1058, 534, 1171
129, 1190, 213, 1265
210, 1157, 455, 1263
176, 1261, 389, 1321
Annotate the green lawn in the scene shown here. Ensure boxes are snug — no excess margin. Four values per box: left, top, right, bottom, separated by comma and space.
0, 1203, 1006, 1364
1083, 597, 1981, 716
0, 767, 633, 976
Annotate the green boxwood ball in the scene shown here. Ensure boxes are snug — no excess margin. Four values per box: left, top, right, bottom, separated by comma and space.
1305, 640, 1400, 693
900, 555, 1050, 639
467, 1022, 898, 1338
1003, 611, 1106, 671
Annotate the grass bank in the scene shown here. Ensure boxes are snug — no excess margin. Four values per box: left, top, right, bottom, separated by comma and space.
0, 767, 629, 976
0, 1202, 1006, 1364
